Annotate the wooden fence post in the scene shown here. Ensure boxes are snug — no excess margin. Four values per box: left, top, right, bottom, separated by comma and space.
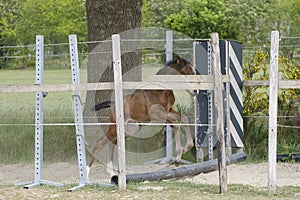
211, 32, 227, 193
268, 31, 279, 195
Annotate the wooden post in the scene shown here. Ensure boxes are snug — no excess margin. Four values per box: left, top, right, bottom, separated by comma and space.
268, 31, 279, 195
211, 32, 227, 193
112, 34, 126, 191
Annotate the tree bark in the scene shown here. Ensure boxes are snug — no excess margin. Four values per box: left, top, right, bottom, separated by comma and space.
85, 0, 142, 126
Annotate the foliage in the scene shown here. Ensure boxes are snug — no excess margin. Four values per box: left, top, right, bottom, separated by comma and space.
1, 0, 300, 68
0, 0, 87, 69
0, 0, 26, 69
152, 0, 300, 46
243, 49, 300, 160
1, 0, 300, 162
224, 0, 273, 45
16, 0, 87, 45
164, 0, 234, 39
228, 0, 300, 46
0, 0, 25, 46
242, 50, 269, 160
142, 0, 183, 27
243, 117, 268, 160
278, 140, 300, 156
243, 49, 269, 116
269, 0, 300, 37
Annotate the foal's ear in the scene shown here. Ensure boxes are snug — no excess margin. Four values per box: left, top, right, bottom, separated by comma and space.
176, 56, 183, 65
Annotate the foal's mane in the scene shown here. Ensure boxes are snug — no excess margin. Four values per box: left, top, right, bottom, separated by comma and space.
156, 57, 191, 75
165, 57, 190, 67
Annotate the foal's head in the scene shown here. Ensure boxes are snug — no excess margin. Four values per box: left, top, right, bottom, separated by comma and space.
162, 57, 196, 96
165, 57, 194, 75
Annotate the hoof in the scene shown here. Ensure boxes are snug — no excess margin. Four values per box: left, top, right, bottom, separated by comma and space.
86, 166, 91, 180
175, 156, 181, 166
106, 161, 115, 177
174, 161, 180, 167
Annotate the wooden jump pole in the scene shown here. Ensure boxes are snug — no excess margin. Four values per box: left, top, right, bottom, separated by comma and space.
111, 152, 246, 184
211, 32, 227, 193
268, 31, 279, 195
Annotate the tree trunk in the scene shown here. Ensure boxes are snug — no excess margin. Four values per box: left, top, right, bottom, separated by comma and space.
85, 0, 142, 128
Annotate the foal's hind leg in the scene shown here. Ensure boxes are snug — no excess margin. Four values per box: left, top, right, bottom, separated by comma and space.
87, 126, 117, 168
106, 140, 117, 177
87, 126, 117, 179
86, 133, 111, 179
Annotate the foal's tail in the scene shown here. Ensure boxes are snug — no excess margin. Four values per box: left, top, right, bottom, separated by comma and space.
93, 100, 114, 111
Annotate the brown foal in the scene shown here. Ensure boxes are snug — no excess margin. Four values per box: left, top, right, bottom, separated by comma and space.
87, 57, 195, 176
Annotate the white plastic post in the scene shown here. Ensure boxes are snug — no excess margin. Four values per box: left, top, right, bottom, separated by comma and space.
268, 31, 279, 195
112, 34, 126, 191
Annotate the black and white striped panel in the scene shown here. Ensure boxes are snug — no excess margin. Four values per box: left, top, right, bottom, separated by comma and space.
228, 41, 243, 147
195, 40, 243, 148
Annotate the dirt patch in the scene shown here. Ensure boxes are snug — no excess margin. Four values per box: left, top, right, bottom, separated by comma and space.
184, 162, 300, 187
0, 162, 109, 186
0, 162, 299, 187
0, 162, 299, 199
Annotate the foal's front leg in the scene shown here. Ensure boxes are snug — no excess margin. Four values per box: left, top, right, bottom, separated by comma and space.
180, 113, 194, 153
170, 108, 194, 154
148, 104, 188, 164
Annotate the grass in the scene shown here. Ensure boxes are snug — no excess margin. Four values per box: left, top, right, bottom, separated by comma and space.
0, 67, 195, 163
0, 67, 299, 199
0, 69, 87, 163
0, 181, 299, 199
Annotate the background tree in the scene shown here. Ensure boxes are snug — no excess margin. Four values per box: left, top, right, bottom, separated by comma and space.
0, 0, 24, 45
0, 0, 25, 68
16, 0, 87, 45
270, 0, 300, 58
225, 0, 272, 46
164, 0, 233, 39
0, 0, 299, 161
84, 0, 142, 125
0, 0, 87, 69
142, 0, 183, 27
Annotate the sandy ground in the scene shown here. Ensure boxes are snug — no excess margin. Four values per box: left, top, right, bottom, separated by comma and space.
185, 162, 300, 187
0, 162, 299, 187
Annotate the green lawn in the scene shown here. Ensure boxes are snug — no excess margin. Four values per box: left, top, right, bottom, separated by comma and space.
0, 67, 194, 163
0, 69, 84, 163
1, 69, 299, 199
0, 181, 299, 200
